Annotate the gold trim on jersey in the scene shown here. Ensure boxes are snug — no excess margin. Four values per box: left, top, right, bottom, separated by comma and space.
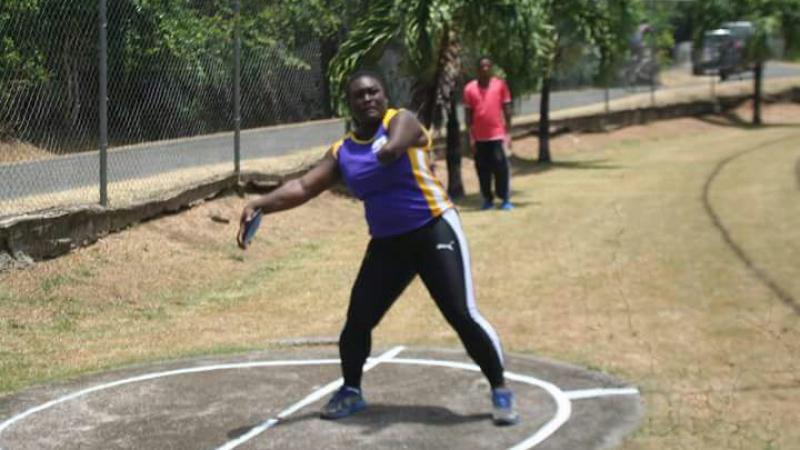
330, 138, 345, 160
382, 108, 400, 129
420, 125, 432, 149
408, 139, 452, 216
346, 108, 401, 145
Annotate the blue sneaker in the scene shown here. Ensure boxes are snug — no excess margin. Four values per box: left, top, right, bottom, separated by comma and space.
481, 200, 494, 210
491, 388, 519, 426
499, 201, 514, 211
320, 386, 367, 420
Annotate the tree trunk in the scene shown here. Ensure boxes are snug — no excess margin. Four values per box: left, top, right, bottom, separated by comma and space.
414, 26, 460, 129
319, 35, 338, 118
445, 95, 464, 199
752, 61, 763, 126
538, 77, 552, 163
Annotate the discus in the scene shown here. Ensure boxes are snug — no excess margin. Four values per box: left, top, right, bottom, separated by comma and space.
241, 209, 263, 249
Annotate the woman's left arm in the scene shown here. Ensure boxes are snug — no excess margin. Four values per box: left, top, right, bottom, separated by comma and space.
376, 110, 429, 164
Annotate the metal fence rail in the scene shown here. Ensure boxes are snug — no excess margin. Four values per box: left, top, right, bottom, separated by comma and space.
1, 1, 100, 212
2, 1, 799, 219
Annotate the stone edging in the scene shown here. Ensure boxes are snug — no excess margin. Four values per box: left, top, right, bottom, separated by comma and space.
0, 169, 304, 271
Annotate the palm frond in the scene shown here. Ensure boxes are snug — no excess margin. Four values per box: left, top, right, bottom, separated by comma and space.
327, 0, 398, 115
399, 0, 435, 71
411, 24, 461, 128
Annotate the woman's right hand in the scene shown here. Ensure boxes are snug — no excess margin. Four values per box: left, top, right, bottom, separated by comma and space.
237, 204, 258, 249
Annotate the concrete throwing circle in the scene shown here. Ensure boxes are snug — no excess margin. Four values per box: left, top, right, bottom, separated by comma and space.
0, 347, 641, 449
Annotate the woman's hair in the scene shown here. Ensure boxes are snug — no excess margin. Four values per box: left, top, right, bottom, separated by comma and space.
345, 69, 389, 98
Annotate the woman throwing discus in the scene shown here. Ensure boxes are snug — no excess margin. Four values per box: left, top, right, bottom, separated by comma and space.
237, 70, 519, 426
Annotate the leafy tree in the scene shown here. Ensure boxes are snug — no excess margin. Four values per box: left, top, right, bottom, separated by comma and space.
741, 0, 800, 124
0, 0, 47, 138
520, 0, 639, 163
0, 1, 49, 87
1, 0, 350, 148
686, 0, 800, 125
240, 0, 350, 119
1, 0, 98, 145
116, 0, 348, 132
329, 0, 550, 197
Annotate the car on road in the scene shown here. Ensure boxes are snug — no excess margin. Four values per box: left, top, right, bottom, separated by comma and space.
692, 21, 754, 80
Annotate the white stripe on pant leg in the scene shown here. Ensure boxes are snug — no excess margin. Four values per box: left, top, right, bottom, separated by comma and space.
441, 209, 504, 364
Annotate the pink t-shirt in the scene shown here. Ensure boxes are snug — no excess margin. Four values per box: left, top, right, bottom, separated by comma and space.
463, 77, 512, 142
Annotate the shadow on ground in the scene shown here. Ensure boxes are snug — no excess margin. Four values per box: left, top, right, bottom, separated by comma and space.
229, 405, 491, 439
696, 109, 800, 129
508, 155, 622, 177
452, 155, 619, 211
454, 192, 538, 212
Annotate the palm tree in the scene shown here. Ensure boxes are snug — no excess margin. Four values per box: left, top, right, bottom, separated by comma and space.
327, 0, 526, 198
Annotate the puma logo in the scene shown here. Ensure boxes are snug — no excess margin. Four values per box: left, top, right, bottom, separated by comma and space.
436, 240, 456, 251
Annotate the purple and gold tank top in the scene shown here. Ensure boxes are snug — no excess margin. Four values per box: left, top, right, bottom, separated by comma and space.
332, 108, 453, 238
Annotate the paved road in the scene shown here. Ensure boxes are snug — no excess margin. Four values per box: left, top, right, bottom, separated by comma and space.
2, 62, 798, 202
0, 120, 346, 202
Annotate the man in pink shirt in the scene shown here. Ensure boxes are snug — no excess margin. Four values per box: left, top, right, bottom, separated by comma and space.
463, 56, 513, 210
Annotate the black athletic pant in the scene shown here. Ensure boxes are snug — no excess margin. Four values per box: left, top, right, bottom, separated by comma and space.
339, 209, 506, 389
474, 140, 510, 202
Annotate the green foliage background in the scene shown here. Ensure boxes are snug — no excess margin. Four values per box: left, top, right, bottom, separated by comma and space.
0, 0, 340, 150
2, 0, 799, 150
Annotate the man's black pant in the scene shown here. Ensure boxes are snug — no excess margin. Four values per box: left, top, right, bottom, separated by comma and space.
474, 140, 510, 202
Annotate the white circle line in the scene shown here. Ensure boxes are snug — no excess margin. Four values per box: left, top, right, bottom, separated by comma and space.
388, 358, 571, 450
215, 346, 407, 450
0, 356, 639, 450
563, 387, 640, 400
0, 359, 341, 436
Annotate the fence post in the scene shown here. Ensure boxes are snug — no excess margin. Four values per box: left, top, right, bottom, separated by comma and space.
650, 74, 656, 107
233, 0, 242, 175
710, 74, 720, 113
98, 0, 109, 206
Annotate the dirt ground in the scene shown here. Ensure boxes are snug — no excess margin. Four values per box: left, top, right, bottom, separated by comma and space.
1, 101, 799, 449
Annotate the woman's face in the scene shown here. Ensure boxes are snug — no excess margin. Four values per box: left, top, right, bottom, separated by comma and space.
348, 76, 387, 126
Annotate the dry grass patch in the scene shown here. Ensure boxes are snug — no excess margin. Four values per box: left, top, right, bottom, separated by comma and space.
2, 103, 799, 449
0, 140, 54, 164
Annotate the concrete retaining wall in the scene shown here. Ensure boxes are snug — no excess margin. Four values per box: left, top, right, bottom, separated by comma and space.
2, 87, 799, 271
508, 86, 800, 138
0, 170, 302, 270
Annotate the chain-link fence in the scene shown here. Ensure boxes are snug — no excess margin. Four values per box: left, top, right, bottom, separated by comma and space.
509, 33, 798, 127
2, 2, 799, 219
0, 0, 334, 218
1, 1, 101, 214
